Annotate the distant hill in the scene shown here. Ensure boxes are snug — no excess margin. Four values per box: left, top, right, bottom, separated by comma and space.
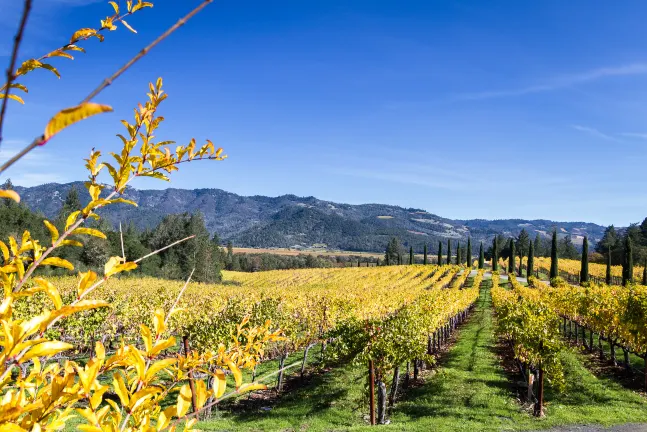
14, 182, 607, 252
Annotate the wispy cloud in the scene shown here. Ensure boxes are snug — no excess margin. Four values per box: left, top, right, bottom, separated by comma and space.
456, 63, 647, 100
571, 125, 621, 142
619, 132, 647, 140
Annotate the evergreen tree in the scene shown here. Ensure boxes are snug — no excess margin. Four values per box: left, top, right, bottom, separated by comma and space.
492, 237, 498, 271
423, 244, 428, 265
550, 230, 558, 280
478, 242, 484, 269
623, 235, 634, 285
533, 233, 543, 257
409, 246, 414, 265
527, 241, 534, 278
580, 236, 589, 284
508, 238, 515, 274
466, 237, 472, 268
456, 242, 461, 265
437, 241, 442, 265
643, 258, 647, 286
58, 186, 82, 221
517, 229, 530, 269
447, 239, 451, 266
606, 248, 612, 285
385, 237, 401, 266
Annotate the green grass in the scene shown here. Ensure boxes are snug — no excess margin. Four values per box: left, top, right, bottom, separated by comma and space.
199, 280, 647, 431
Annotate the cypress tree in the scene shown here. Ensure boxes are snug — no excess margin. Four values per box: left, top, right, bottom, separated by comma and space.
643, 258, 647, 286
492, 237, 499, 271
409, 246, 414, 265
478, 242, 484, 269
606, 248, 612, 285
623, 236, 633, 285
527, 241, 534, 278
448, 240, 452, 265
376, 258, 381, 266
508, 239, 515, 274
398, 254, 402, 265
580, 236, 589, 284
438, 241, 443, 266
518, 244, 523, 277
466, 237, 472, 268
550, 230, 559, 280
423, 244, 428, 265
456, 242, 461, 265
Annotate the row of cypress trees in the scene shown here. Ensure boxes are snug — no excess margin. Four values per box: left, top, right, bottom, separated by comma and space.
490, 229, 644, 287
401, 238, 487, 270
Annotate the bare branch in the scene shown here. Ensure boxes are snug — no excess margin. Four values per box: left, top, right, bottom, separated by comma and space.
0, 0, 32, 150
134, 235, 195, 264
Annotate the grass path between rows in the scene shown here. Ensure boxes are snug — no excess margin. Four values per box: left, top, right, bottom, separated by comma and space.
200, 280, 647, 431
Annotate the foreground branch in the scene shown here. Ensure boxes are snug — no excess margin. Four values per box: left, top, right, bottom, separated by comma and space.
0, 0, 32, 150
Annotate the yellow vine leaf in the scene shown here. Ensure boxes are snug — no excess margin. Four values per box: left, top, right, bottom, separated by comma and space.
77, 271, 98, 299
213, 369, 226, 398
227, 360, 242, 388
65, 210, 81, 231
109, 1, 119, 13
104, 257, 137, 277
0, 93, 24, 104
0, 189, 20, 202
41, 257, 74, 270
34, 278, 63, 309
176, 384, 192, 417
21, 341, 74, 363
44, 103, 113, 141
238, 383, 267, 394
70, 28, 104, 43
43, 220, 59, 244
71, 227, 107, 239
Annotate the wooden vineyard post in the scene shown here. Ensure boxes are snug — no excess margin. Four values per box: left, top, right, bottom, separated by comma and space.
526, 364, 534, 402
389, 367, 400, 407
534, 366, 544, 417
644, 355, 647, 393
182, 336, 198, 414
369, 360, 376, 425
277, 352, 287, 392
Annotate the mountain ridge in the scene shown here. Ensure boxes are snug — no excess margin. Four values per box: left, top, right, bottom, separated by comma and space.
13, 181, 607, 252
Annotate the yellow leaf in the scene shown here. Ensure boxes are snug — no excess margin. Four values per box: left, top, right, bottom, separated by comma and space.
195, 379, 209, 410
0, 240, 9, 262
0, 189, 20, 202
140, 324, 153, 353
60, 239, 83, 247
43, 220, 59, 244
105, 261, 138, 277
21, 341, 73, 362
70, 28, 104, 43
77, 271, 98, 298
71, 227, 107, 239
41, 257, 74, 270
157, 406, 176, 431
121, 20, 137, 33
0, 93, 24, 104
144, 358, 176, 382
237, 383, 267, 394
112, 373, 129, 406
44, 103, 113, 141
153, 308, 165, 336
65, 210, 81, 230
176, 384, 193, 417
109, 1, 119, 13
34, 278, 63, 309
227, 360, 242, 388
213, 369, 226, 398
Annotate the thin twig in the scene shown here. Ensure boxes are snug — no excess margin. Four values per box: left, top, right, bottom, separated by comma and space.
0, 0, 214, 175
0, 0, 32, 150
119, 222, 126, 261
134, 235, 195, 264
165, 268, 195, 326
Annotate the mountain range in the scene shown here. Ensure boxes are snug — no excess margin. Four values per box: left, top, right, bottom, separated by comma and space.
14, 182, 606, 252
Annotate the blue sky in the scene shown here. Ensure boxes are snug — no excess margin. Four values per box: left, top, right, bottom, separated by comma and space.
1, 0, 646, 226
